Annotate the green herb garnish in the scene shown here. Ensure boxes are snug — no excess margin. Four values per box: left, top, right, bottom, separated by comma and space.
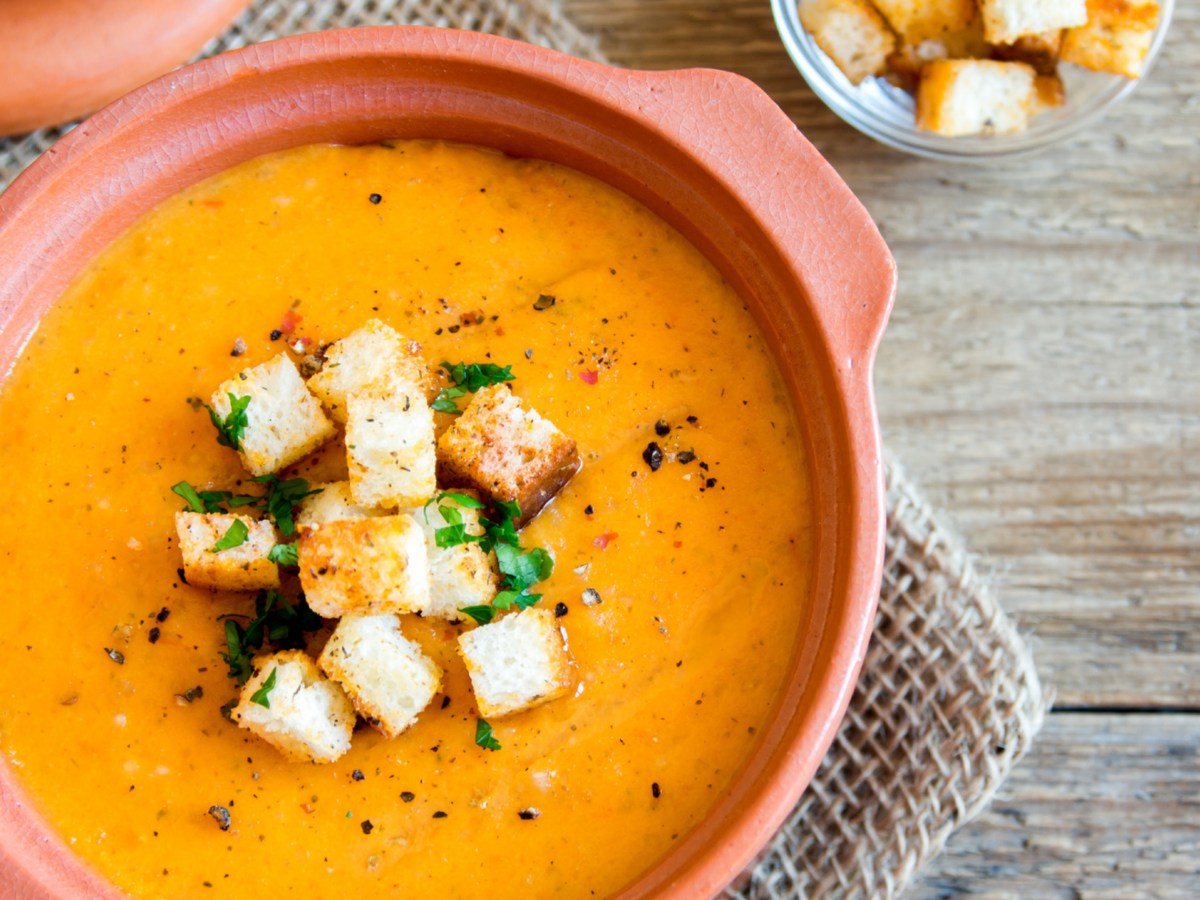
268, 543, 299, 566
431, 386, 467, 414
474, 718, 501, 751
251, 475, 322, 537
458, 605, 496, 626
250, 667, 277, 708
209, 518, 250, 553
205, 393, 251, 451
423, 492, 488, 548
455, 500, 554, 621
173, 481, 261, 514
170, 476, 318, 533
222, 619, 254, 684
431, 361, 515, 414
220, 590, 323, 685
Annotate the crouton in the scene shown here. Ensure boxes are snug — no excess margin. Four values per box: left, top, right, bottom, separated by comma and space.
457, 608, 574, 719
210, 353, 336, 476
915, 59, 1037, 136
317, 615, 442, 738
991, 29, 1064, 75
295, 481, 388, 528
980, 0, 1087, 45
799, 0, 896, 85
869, 0, 974, 44
175, 511, 279, 591
885, 20, 991, 91
437, 384, 580, 527
307, 319, 431, 423
411, 494, 499, 619
346, 374, 437, 510
1034, 72, 1067, 111
297, 514, 430, 617
232, 650, 355, 763
1060, 0, 1159, 78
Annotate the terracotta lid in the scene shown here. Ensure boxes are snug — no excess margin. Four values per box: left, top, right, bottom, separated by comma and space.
0, 0, 251, 136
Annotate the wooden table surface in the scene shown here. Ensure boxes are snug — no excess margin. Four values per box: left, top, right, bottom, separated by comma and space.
564, 0, 1200, 895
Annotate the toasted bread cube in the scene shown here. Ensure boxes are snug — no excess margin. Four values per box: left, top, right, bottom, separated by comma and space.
1034, 72, 1067, 110
296, 481, 389, 528
411, 494, 499, 619
232, 650, 355, 763
1061, 0, 1158, 78
297, 514, 430, 617
991, 29, 1064, 75
885, 19, 991, 90
437, 384, 580, 527
210, 353, 336, 476
916, 59, 1037, 136
870, 0, 974, 44
346, 374, 437, 510
799, 0, 896, 85
317, 615, 442, 738
457, 608, 574, 719
981, 0, 1086, 45
307, 319, 431, 424
175, 511, 279, 591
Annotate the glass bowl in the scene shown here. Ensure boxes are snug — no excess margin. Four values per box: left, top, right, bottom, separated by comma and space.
771, 0, 1174, 160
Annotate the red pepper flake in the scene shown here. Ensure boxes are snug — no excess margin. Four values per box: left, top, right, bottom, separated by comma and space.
593, 532, 618, 550
201, 199, 224, 209
579, 370, 599, 385
279, 310, 303, 334
673, 541, 683, 549
300, 803, 314, 814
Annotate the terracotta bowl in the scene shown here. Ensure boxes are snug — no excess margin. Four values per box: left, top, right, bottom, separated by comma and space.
0, 27, 895, 899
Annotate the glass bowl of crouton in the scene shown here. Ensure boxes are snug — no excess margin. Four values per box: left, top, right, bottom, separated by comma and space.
773, 0, 1173, 158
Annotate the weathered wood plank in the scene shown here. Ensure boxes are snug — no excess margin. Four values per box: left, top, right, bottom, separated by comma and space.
909, 712, 1200, 898
877, 240, 1200, 706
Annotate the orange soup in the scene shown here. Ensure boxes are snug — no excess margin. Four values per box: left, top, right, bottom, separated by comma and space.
0, 141, 811, 898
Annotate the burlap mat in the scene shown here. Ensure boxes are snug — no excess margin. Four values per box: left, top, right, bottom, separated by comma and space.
0, 2, 1048, 897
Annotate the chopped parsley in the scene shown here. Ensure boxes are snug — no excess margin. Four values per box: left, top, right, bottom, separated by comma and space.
474, 718, 501, 751
220, 590, 323, 685
458, 605, 495, 626
252, 474, 322, 537
432, 361, 515, 414
492, 543, 553, 610
205, 393, 250, 451
455, 500, 554, 621
209, 518, 249, 553
430, 386, 467, 414
250, 667, 277, 708
170, 476, 320, 538
172, 480, 259, 514
267, 543, 299, 566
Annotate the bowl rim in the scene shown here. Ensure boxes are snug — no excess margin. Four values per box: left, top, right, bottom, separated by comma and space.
0, 25, 893, 898
770, 0, 1175, 161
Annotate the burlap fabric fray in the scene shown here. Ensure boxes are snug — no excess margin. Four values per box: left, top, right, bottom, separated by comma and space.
0, 2, 1048, 897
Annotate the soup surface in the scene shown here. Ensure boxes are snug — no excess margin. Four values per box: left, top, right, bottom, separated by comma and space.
0, 142, 811, 898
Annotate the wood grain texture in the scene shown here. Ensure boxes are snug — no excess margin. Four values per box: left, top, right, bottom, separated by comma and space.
909, 713, 1200, 898
565, 0, 1199, 893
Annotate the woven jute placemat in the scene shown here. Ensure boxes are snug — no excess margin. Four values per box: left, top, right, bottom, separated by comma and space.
0, 2, 1048, 897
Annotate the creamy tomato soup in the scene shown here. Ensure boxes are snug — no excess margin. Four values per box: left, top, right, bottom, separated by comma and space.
0, 142, 811, 898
